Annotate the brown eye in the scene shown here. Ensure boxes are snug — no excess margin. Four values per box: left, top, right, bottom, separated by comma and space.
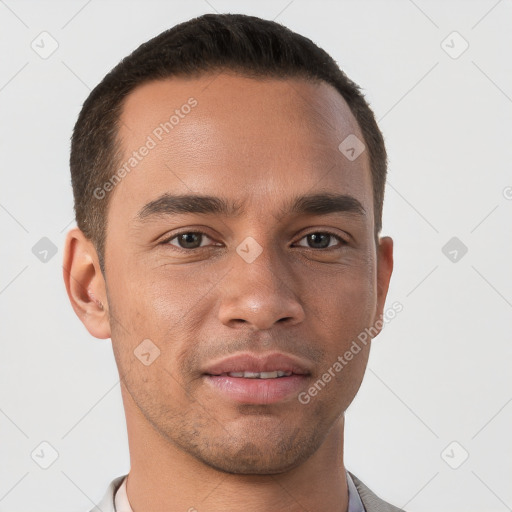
295, 232, 345, 249
167, 232, 215, 250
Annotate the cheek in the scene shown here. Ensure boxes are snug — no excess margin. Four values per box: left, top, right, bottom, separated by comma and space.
108, 266, 225, 383
142, 268, 223, 328
308, 257, 375, 382
308, 257, 376, 333
108, 261, 211, 331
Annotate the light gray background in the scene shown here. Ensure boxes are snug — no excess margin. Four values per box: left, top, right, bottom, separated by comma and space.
1, 1, 511, 511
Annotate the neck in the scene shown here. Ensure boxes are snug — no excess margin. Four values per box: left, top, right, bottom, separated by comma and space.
121, 383, 348, 512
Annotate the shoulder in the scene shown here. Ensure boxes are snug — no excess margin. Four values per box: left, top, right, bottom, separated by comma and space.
87, 474, 127, 512
348, 471, 406, 512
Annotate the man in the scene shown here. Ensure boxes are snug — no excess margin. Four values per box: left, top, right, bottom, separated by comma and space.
63, 13, 402, 512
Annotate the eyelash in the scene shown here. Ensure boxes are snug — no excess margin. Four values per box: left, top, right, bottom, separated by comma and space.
161, 230, 348, 252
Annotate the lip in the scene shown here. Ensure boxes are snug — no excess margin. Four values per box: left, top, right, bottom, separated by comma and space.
202, 352, 312, 376
204, 374, 308, 404
202, 352, 311, 405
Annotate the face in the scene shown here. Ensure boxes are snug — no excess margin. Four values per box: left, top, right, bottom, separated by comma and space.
101, 73, 392, 474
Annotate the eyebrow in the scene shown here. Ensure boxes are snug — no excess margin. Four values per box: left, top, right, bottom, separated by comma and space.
136, 192, 366, 221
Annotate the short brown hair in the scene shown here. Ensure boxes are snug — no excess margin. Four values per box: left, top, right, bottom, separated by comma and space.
70, 13, 387, 271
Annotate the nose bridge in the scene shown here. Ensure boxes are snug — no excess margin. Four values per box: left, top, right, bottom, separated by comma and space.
217, 238, 305, 330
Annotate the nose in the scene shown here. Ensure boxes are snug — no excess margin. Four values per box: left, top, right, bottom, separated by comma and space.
217, 245, 306, 331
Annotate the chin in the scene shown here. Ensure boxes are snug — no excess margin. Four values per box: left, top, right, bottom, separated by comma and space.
197, 449, 304, 475
184, 428, 322, 476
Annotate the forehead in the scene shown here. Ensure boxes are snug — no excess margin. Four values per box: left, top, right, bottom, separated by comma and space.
112, 73, 372, 222
119, 73, 363, 153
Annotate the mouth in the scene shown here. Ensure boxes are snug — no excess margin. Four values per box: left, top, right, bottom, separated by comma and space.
208, 370, 295, 379
202, 352, 311, 404
203, 373, 310, 405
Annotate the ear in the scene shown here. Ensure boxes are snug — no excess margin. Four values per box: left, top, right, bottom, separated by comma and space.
62, 227, 111, 339
373, 235, 394, 335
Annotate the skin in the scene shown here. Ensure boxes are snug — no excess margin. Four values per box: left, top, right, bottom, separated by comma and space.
64, 73, 393, 512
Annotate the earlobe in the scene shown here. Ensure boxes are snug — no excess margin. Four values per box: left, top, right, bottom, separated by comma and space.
62, 227, 111, 339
